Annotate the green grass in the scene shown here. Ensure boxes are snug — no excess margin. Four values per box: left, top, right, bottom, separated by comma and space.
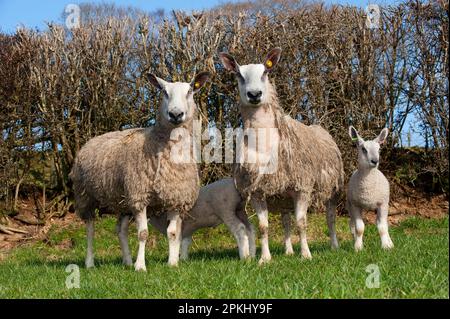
0, 214, 448, 298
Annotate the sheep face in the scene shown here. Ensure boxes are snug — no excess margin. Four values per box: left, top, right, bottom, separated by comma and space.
220, 48, 282, 108
349, 126, 389, 169
147, 72, 210, 126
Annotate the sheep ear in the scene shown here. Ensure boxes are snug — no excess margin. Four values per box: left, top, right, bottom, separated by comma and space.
147, 73, 166, 90
349, 126, 363, 145
263, 47, 282, 72
191, 71, 211, 93
375, 128, 389, 144
219, 52, 240, 74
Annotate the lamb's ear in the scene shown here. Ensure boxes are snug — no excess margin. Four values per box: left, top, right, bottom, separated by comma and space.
219, 52, 240, 74
191, 71, 211, 93
375, 128, 389, 145
349, 126, 363, 145
263, 47, 282, 72
147, 73, 166, 90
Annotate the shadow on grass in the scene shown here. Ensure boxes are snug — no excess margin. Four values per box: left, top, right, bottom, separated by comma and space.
18, 239, 357, 269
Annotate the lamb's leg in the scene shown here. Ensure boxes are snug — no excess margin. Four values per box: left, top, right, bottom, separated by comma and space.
326, 198, 339, 249
377, 204, 394, 250
180, 236, 192, 261
134, 207, 148, 271
224, 211, 251, 260
350, 205, 364, 252
85, 219, 95, 268
251, 197, 271, 264
167, 211, 182, 267
281, 212, 294, 255
247, 224, 256, 258
116, 214, 132, 266
294, 194, 312, 259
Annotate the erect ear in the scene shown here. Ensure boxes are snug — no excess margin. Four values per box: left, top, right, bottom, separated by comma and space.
147, 73, 167, 90
349, 126, 363, 145
191, 71, 211, 93
374, 128, 389, 145
219, 52, 240, 74
263, 47, 282, 72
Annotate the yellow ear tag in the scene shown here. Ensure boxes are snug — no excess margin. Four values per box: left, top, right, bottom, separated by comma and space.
194, 82, 200, 89
266, 60, 273, 68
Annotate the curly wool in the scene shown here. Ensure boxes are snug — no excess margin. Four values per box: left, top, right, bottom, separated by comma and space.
234, 83, 344, 205
70, 118, 199, 221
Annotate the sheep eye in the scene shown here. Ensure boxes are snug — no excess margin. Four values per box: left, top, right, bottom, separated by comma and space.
163, 90, 169, 98
237, 73, 245, 83
361, 147, 367, 154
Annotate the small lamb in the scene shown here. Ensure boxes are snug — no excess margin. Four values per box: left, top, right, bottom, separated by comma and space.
146, 178, 256, 260
347, 126, 394, 251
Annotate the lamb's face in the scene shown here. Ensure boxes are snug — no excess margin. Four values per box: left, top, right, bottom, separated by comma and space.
147, 72, 210, 127
358, 140, 381, 169
349, 126, 389, 170
219, 48, 282, 108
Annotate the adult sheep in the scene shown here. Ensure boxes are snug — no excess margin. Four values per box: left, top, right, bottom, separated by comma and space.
219, 48, 344, 264
70, 71, 210, 271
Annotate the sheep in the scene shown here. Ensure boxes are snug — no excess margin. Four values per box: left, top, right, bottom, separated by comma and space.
347, 126, 394, 251
70, 71, 211, 271
144, 178, 256, 260
219, 48, 344, 264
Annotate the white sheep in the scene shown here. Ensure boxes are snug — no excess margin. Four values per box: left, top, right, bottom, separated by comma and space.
70, 72, 210, 271
144, 178, 256, 260
347, 126, 394, 251
220, 48, 344, 263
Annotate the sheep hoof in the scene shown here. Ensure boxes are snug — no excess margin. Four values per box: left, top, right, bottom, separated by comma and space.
301, 251, 312, 260
258, 256, 271, 265
382, 240, 394, 250
285, 249, 294, 256
134, 262, 147, 272
168, 260, 179, 267
354, 244, 363, 252
123, 259, 133, 266
85, 260, 95, 269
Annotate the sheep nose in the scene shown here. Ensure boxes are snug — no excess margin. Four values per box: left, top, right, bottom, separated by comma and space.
247, 91, 262, 99
247, 91, 262, 104
168, 111, 184, 124
371, 159, 379, 166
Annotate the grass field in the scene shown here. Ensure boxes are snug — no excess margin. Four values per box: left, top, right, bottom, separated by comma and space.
0, 213, 448, 298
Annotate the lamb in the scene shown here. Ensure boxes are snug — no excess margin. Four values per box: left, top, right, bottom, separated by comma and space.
70, 71, 210, 271
219, 48, 344, 263
347, 126, 394, 251
146, 178, 256, 260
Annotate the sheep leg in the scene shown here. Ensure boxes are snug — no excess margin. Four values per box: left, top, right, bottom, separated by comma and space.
85, 219, 95, 268
251, 197, 271, 264
180, 236, 192, 261
167, 211, 182, 267
247, 224, 257, 258
350, 205, 364, 252
281, 212, 294, 255
294, 196, 312, 259
134, 207, 148, 272
326, 199, 339, 249
116, 214, 132, 266
377, 204, 394, 250
226, 210, 251, 260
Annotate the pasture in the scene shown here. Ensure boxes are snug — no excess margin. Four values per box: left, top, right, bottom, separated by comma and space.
0, 214, 447, 298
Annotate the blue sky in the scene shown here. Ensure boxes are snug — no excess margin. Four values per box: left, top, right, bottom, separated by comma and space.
0, 0, 401, 33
